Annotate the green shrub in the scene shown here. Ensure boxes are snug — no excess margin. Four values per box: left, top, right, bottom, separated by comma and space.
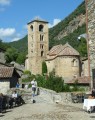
42, 61, 47, 75
23, 70, 31, 75
32, 71, 64, 92
35, 74, 46, 87
63, 84, 71, 92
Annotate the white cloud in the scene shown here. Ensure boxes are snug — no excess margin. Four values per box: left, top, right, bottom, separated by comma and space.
11, 37, 20, 42
0, 28, 16, 37
0, 28, 19, 42
0, 0, 11, 6
49, 19, 61, 28
0, 27, 24, 42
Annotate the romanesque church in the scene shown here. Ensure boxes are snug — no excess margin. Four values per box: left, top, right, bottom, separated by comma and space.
25, 19, 89, 83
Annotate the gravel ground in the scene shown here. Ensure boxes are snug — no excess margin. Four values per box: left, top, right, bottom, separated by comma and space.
0, 102, 95, 120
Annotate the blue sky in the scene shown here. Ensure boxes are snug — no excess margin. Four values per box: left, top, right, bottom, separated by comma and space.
0, 0, 84, 42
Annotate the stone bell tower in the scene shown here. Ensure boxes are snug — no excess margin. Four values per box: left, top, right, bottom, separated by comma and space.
26, 19, 49, 75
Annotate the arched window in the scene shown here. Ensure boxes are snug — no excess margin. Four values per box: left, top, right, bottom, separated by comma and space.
40, 44, 44, 49
42, 35, 44, 41
41, 51, 44, 57
40, 34, 41, 41
30, 25, 33, 31
40, 34, 44, 41
71, 59, 78, 67
39, 25, 44, 32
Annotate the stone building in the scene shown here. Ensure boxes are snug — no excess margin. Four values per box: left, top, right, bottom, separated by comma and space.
0, 67, 20, 94
46, 43, 81, 82
86, 0, 95, 88
25, 19, 49, 75
25, 18, 89, 84
0, 48, 24, 93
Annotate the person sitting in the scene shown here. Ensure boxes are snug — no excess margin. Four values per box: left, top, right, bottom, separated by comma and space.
11, 91, 25, 106
0, 93, 3, 112
11, 91, 18, 106
92, 88, 95, 98
0, 93, 7, 112
12, 91, 18, 98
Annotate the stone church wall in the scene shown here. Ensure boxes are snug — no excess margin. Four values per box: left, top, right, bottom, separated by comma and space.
46, 56, 80, 81
55, 56, 80, 82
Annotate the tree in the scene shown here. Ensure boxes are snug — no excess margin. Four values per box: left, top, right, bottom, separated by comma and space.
16, 52, 26, 64
5, 48, 18, 63
0, 40, 10, 50
42, 61, 47, 75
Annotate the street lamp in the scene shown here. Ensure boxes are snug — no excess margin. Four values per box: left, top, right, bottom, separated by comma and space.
78, 32, 91, 90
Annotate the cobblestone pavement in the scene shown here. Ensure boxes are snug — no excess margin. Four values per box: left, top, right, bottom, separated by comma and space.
0, 102, 95, 120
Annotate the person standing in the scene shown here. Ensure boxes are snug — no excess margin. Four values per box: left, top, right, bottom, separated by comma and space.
16, 82, 20, 88
31, 78, 37, 97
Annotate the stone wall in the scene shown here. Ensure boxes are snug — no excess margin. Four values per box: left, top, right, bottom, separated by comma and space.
46, 56, 80, 82
7, 88, 85, 104
87, 0, 95, 88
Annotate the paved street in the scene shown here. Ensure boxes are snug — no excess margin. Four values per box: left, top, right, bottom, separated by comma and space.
0, 102, 95, 120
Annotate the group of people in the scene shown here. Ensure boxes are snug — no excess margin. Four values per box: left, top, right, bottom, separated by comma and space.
9, 90, 25, 108
0, 78, 38, 111
0, 91, 25, 112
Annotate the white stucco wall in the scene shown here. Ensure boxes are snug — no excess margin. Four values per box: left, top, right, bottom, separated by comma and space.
0, 81, 10, 94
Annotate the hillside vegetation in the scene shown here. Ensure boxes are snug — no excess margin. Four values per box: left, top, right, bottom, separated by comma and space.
8, 35, 28, 52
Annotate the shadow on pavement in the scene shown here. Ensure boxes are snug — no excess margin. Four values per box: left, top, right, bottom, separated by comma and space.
0, 114, 5, 117
90, 116, 95, 118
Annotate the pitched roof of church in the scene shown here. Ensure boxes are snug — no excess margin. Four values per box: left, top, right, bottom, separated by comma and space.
58, 43, 79, 56
0, 67, 14, 78
47, 43, 79, 59
47, 44, 63, 56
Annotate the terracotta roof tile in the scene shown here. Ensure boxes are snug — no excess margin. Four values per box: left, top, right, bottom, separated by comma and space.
48, 43, 79, 56
58, 43, 79, 56
47, 44, 62, 56
0, 67, 14, 78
